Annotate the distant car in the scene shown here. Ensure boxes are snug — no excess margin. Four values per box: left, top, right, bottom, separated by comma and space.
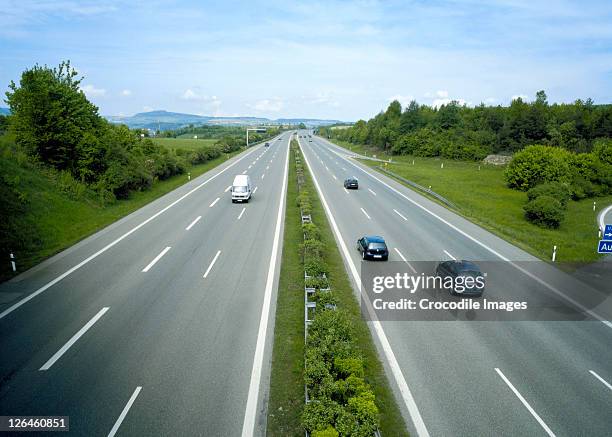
435, 260, 485, 296
344, 177, 358, 189
357, 236, 389, 261
265, 142, 270, 147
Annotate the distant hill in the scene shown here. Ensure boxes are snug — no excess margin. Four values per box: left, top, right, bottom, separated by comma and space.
0, 107, 10, 116
105, 110, 347, 130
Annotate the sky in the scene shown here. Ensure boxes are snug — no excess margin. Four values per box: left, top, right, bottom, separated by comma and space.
1, 0, 611, 121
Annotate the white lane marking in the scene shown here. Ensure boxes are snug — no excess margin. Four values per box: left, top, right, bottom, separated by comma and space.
185, 216, 201, 231
107, 386, 142, 437
266, 165, 269, 170
360, 207, 371, 220
495, 368, 556, 437
261, 174, 265, 180
0, 145, 263, 320
241, 137, 290, 437
394, 209, 408, 221
203, 250, 221, 278
332, 175, 337, 180
142, 246, 172, 272
238, 208, 246, 220
368, 188, 377, 196
248, 165, 252, 169
297, 137, 430, 437
443, 249, 456, 260
394, 248, 418, 274
253, 186, 258, 194
325, 165, 329, 171
342, 167, 347, 171
225, 185, 232, 192
40, 307, 109, 370
209, 197, 220, 208
320, 138, 612, 330
589, 370, 612, 391
242, 170, 248, 174
343, 187, 349, 194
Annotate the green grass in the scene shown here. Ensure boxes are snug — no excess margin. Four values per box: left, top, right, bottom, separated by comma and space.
329, 139, 607, 262
267, 146, 306, 436
267, 140, 409, 435
1, 144, 243, 281
152, 137, 218, 150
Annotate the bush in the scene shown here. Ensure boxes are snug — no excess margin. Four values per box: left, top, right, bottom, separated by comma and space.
526, 182, 571, 206
312, 426, 339, 437
570, 177, 599, 200
523, 195, 565, 228
505, 145, 573, 190
593, 138, 612, 165
56, 170, 87, 200
302, 399, 341, 433
305, 257, 329, 277
302, 222, 320, 240
303, 239, 324, 258
305, 276, 330, 290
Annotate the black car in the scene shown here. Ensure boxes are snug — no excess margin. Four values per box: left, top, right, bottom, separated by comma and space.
265, 142, 270, 147
344, 177, 359, 189
435, 260, 485, 296
357, 236, 389, 260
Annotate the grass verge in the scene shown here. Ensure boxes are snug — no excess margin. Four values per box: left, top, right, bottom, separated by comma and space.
267, 139, 408, 435
326, 138, 607, 263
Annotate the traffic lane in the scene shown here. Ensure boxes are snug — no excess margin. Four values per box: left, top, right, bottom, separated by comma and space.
301, 136, 612, 436
0, 138, 275, 312
0, 138, 281, 383
312, 136, 612, 323
0, 141, 289, 435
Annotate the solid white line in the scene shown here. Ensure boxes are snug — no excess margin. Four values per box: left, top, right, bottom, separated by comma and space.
225, 185, 232, 192
368, 188, 377, 196
495, 368, 556, 437
142, 246, 171, 272
40, 307, 109, 370
319, 138, 612, 329
360, 207, 371, 220
253, 186, 258, 194
394, 209, 408, 221
203, 250, 221, 278
238, 207, 246, 220
343, 187, 349, 194
209, 197, 220, 207
297, 137, 430, 437
107, 386, 142, 437
0, 144, 263, 320
241, 137, 290, 437
394, 248, 417, 274
185, 216, 201, 231
261, 174, 265, 179
443, 249, 456, 260
589, 370, 612, 391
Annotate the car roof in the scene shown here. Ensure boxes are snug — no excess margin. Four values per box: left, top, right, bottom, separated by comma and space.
456, 260, 481, 271
364, 235, 385, 243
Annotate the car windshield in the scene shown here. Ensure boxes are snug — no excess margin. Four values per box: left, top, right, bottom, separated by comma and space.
368, 242, 386, 249
459, 270, 482, 278
234, 186, 247, 193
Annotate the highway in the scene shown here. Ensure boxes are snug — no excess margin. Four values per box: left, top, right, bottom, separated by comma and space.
298, 133, 612, 437
0, 133, 291, 436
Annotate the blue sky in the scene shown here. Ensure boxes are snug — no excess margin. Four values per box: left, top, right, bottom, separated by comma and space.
1, 0, 611, 120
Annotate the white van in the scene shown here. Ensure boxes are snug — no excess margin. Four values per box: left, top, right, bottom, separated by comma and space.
231, 175, 252, 203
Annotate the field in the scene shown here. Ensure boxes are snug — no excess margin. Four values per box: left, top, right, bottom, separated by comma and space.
152, 137, 218, 150
329, 140, 608, 262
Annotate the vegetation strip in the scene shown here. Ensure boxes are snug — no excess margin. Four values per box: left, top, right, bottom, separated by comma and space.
267, 137, 408, 436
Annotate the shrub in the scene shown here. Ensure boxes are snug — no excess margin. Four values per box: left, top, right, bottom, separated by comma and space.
56, 170, 87, 200
302, 222, 320, 240
301, 399, 341, 433
305, 257, 329, 277
523, 195, 565, 228
312, 426, 339, 437
526, 182, 571, 206
593, 138, 612, 165
303, 239, 324, 258
313, 290, 337, 308
570, 177, 599, 200
305, 276, 330, 290
505, 145, 572, 190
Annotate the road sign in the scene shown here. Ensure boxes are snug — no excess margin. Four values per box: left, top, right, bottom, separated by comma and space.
604, 224, 612, 239
597, 240, 612, 254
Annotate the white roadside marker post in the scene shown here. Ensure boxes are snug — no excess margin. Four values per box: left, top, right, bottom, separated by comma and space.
10, 253, 16, 272
593, 201, 596, 211
188, 172, 191, 181
441, 163, 444, 169
552, 245, 557, 262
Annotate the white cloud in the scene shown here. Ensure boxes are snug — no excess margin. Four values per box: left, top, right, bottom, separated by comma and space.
387, 94, 415, 108
511, 94, 529, 101
436, 90, 449, 98
81, 84, 106, 97
181, 88, 206, 101
431, 98, 466, 108
120, 89, 131, 96
248, 98, 284, 112
484, 97, 497, 103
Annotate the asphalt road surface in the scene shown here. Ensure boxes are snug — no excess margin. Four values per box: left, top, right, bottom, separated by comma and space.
0, 134, 291, 436
298, 132, 612, 437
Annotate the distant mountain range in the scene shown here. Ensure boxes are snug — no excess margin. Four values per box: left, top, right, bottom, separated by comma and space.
105, 110, 348, 130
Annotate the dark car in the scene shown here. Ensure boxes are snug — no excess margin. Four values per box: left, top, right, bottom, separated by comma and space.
344, 177, 358, 189
357, 236, 389, 260
265, 142, 270, 147
435, 260, 485, 296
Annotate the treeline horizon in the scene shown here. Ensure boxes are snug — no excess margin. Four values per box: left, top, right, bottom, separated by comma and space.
319, 91, 612, 160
